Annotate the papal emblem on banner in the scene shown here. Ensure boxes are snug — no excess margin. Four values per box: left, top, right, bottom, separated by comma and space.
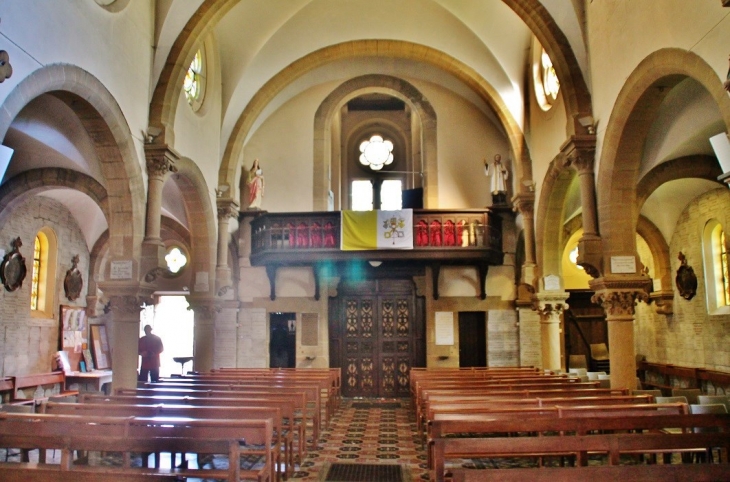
341, 209, 413, 250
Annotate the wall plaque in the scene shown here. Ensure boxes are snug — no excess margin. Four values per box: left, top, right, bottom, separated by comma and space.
110, 260, 133, 280
610, 256, 636, 274
301, 313, 318, 346
435, 311, 454, 346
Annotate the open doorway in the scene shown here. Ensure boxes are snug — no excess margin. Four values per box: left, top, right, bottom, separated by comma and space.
139, 295, 194, 377
270, 312, 296, 368
458, 311, 486, 367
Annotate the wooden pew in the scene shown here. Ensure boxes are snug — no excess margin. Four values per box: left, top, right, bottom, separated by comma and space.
451, 464, 730, 482
203, 367, 341, 406
118, 385, 321, 447
430, 411, 728, 482
42, 402, 289, 482
80, 393, 308, 463
0, 412, 274, 482
417, 387, 627, 435
10, 372, 77, 405
152, 377, 335, 428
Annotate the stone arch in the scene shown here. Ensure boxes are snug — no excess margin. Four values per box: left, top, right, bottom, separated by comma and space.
0, 64, 145, 276
166, 157, 217, 296
535, 158, 575, 282
313, 74, 437, 210
0, 168, 109, 227
220, 41, 529, 203
148, 0, 589, 192
635, 155, 723, 211
636, 215, 671, 292
597, 48, 730, 260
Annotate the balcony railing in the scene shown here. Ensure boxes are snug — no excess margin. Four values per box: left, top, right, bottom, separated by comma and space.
248, 209, 502, 263
245, 209, 503, 300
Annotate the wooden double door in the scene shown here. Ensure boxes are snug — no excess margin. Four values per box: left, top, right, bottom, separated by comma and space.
329, 279, 425, 398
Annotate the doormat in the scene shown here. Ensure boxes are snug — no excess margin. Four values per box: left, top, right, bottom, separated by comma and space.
324, 463, 403, 482
351, 402, 401, 409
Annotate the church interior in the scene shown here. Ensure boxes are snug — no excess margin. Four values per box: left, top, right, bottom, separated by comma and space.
1, 0, 730, 479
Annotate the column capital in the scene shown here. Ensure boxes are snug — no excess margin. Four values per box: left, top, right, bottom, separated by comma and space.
560, 135, 596, 174
186, 297, 221, 321
512, 192, 535, 216
589, 276, 651, 318
144, 143, 179, 179
532, 290, 570, 320
217, 199, 240, 219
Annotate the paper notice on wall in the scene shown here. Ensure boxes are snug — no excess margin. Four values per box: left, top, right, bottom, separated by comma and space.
435, 311, 454, 345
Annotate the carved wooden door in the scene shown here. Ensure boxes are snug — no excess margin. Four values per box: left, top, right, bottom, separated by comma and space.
330, 279, 423, 398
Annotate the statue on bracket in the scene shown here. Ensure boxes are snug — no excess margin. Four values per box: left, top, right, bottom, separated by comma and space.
246, 158, 265, 210
675, 251, 697, 301
0, 237, 26, 292
64, 254, 83, 301
484, 154, 509, 206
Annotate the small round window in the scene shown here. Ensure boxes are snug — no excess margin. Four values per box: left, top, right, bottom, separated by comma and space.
165, 246, 188, 274
183, 49, 206, 111
534, 48, 560, 111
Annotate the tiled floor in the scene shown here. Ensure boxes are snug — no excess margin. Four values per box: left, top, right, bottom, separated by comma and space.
291, 398, 428, 481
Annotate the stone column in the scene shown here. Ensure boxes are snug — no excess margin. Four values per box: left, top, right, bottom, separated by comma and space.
142, 144, 179, 273
187, 298, 218, 373
216, 199, 239, 295
590, 277, 650, 390
532, 291, 569, 371
104, 291, 150, 391
561, 136, 602, 278
513, 192, 537, 286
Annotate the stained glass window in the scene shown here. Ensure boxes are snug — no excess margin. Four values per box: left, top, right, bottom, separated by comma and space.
30, 235, 41, 310
535, 48, 560, 111
721, 230, 729, 306
183, 49, 205, 108
165, 246, 188, 274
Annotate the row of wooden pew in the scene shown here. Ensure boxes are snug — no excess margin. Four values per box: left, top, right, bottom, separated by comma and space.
0, 367, 340, 482
411, 367, 730, 482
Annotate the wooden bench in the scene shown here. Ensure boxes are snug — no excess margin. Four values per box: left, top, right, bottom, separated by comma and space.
42, 401, 290, 482
10, 372, 77, 405
152, 377, 334, 429
80, 393, 308, 463
430, 412, 730, 482
0, 412, 274, 481
118, 385, 321, 449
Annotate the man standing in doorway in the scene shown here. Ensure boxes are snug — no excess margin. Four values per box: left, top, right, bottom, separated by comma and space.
138, 325, 164, 382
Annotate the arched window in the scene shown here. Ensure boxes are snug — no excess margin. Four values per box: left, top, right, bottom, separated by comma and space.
30, 228, 57, 317
183, 48, 206, 111
534, 47, 560, 111
703, 220, 730, 312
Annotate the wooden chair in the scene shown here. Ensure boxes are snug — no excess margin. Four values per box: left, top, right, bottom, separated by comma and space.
568, 355, 587, 370
698, 395, 730, 412
672, 388, 701, 404
590, 343, 610, 372
689, 403, 728, 462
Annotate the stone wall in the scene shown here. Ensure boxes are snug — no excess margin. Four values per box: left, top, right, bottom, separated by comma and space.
0, 196, 90, 377
635, 188, 730, 372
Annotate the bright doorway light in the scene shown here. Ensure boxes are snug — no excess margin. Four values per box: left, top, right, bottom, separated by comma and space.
139, 296, 194, 377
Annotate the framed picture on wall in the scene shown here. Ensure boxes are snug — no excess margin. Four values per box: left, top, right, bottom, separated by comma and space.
90, 324, 111, 370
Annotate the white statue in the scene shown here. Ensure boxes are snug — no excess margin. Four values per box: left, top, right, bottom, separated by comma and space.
484, 154, 509, 205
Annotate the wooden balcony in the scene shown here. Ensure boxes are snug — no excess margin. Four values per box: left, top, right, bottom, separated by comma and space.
245, 209, 504, 300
